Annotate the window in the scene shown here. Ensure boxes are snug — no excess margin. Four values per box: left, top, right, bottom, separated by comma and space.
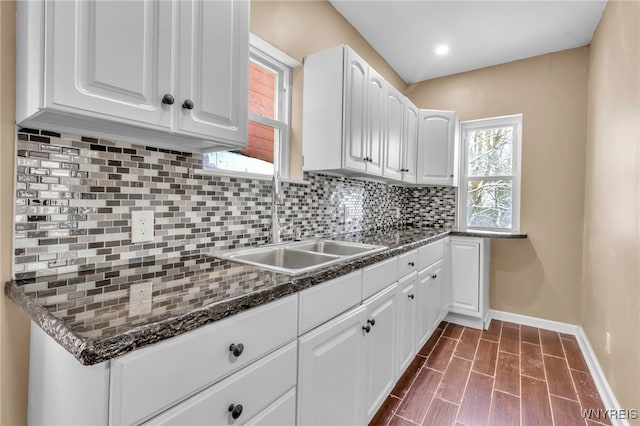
458, 114, 522, 232
204, 35, 298, 177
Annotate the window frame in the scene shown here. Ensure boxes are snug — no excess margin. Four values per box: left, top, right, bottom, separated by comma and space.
457, 114, 523, 232
204, 34, 298, 178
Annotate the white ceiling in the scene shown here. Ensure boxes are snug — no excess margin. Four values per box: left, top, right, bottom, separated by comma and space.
330, 0, 607, 84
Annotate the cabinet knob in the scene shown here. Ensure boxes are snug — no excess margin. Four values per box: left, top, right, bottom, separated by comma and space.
161, 94, 174, 105
450, 174, 454, 177
408, 261, 415, 267
367, 318, 376, 327
228, 404, 243, 419
408, 294, 415, 299
362, 325, 371, 333
432, 274, 438, 279
182, 99, 194, 110
229, 343, 244, 357
363, 157, 369, 162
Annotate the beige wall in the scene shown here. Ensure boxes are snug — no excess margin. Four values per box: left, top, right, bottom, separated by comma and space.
1, 1, 30, 425
406, 48, 589, 324
583, 0, 640, 411
250, 0, 407, 179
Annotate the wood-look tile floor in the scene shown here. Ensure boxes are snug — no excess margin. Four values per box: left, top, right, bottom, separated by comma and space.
370, 320, 611, 426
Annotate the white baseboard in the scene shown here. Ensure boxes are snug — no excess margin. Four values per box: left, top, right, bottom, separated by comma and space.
489, 310, 627, 426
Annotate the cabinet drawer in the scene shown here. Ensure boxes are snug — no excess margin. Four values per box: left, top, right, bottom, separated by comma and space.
362, 256, 398, 299
144, 342, 297, 425
398, 249, 418, 278
299, 271, 362, 335
109, 295, 298, 425
418, 239, 444, 269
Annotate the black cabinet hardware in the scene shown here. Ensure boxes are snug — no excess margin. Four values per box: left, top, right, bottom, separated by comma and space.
161, 94, 174, 105
408, 294, 415, 299
229, 343, 244, 357
367, 318, 376, 327
431, 274, 438, 279
182, 99, 194, 110
408, 261, 415, 267
362, 325, 371, 333
228, 404, 243, 419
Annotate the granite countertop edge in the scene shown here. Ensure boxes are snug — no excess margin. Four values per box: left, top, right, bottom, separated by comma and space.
5, 228, 527, 365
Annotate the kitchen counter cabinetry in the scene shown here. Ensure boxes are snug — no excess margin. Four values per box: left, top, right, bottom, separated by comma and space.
20, 232, 458, 425
447, 236, 491, 329
16, 0, 248, 152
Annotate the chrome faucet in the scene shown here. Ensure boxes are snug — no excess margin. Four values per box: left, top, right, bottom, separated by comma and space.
271, 172, 284, 243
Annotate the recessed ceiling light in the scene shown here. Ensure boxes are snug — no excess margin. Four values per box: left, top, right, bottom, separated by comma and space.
435, 45, 449, 55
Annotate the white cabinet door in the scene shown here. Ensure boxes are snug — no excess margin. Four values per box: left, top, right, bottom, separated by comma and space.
403, 100, 419, 183
429, 260, 445, 329
383, 84, 404, 181
176, 0, 248, 146
49, 0, 173, 129
363, 283, 398, 421
396, 272, 417, 375
417, 110, 456, 185
450, 238, 480, 314
298, 305, 367, 426
367, 68, 386, 176
343, 49, 369, 172
416, 265, 438, 348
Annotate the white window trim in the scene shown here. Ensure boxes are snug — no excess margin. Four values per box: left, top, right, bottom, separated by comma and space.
205, 35, 299, 179
457, 114, 523, 232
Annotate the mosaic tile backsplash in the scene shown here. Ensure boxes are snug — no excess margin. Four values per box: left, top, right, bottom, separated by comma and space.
13, 128, 456, 278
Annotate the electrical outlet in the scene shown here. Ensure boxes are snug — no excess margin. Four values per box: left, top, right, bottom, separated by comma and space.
344, 206, 352, 223
605, 332, 612, 354
131, 210, 154, 243
396, 207, 401, 219
129, 281, 152, 315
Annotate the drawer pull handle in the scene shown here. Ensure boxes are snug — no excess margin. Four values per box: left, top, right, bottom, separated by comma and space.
408, 261, 415, 267
432, 274, 438, 279
367, 318, 376, 327
229, 343, 244, 357
362, 325, 371, 333
408, 294, 415, 299
228, 404, 243, 419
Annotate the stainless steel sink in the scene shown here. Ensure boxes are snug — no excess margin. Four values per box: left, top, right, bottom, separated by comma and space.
292, 240, 383, 256
215, 239, 386, 275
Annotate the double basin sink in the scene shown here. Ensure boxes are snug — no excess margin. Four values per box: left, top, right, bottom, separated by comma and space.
215, 239, 387, 275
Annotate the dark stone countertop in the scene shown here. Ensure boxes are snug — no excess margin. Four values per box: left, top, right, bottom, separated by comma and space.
4, 226, 526, 365
448, 228, 528, 239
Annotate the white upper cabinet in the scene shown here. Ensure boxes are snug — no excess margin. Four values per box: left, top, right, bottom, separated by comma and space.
48, 0, 173, 130
366, 67, 386, 176
402, 100, 419, 183
303, 45, 386, 177
383, 84, 405, 181
343, 48, 368, 172
16, 0, 248, 152
176, 0, 249, 145
417, 110, 457, 185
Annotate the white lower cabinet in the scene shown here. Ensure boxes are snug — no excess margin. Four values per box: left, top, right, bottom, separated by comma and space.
396, 272, 417, 375
144, 342, 297, 425
448, 237, 491, 329
297, 305, 367, 426
416, 265, 438, 348
363, 283, 399, 421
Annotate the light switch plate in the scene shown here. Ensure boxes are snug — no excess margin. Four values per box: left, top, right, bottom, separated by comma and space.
131, 210, 154, 243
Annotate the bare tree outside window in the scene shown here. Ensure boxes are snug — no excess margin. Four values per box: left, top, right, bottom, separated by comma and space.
459, 116, 522, 231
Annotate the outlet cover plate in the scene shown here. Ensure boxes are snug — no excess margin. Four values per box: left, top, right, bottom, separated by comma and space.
131, 210, 154, 243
